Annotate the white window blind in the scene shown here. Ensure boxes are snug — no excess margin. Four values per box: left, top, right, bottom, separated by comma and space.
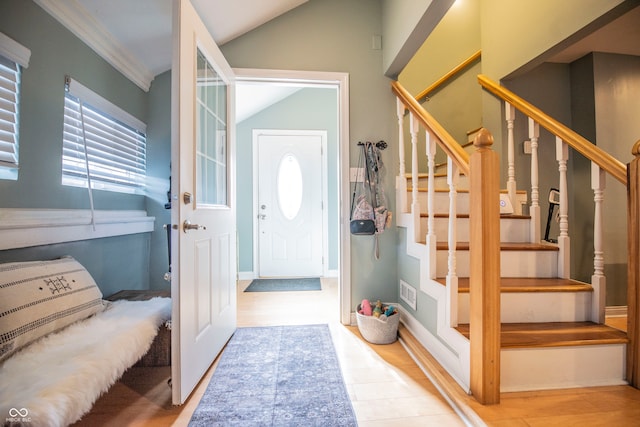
0, 32, 30, 181
0, 54, 20, 178
62, 76, 147, 194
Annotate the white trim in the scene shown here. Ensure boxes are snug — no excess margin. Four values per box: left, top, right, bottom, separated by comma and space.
34, 0, 154, 91
66, 77, 147, 132
606, 306, 628, 317
399, 308, 471, 393
0, 209, 154, 250
238, 271, 254, 281
235, 68, 351, 324
0, 32, 31, 68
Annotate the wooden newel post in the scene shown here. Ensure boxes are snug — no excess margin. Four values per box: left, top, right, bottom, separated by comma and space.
627, 139, 640, 388
469, 128, 501, 404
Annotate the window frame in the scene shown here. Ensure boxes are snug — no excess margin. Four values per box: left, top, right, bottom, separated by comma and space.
62, 76, 147, 195
0, 32, 30, 181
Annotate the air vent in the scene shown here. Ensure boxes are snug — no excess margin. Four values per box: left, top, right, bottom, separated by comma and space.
400, 280, 417, 310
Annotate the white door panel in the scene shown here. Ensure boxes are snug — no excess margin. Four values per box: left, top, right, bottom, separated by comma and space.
171, 0, 236, 405
257, 131, 324, 277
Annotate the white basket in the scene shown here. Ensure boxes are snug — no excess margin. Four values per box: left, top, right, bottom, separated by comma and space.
355, 302, 399, 344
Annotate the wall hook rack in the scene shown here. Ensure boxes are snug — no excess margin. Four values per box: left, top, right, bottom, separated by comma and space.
357, 140, 387, 150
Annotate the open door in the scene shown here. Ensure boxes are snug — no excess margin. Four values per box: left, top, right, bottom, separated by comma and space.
170, 0, 237, 404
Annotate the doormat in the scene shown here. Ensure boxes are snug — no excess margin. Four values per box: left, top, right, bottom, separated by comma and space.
244, 277, 321, 292
188, 325, 357, 426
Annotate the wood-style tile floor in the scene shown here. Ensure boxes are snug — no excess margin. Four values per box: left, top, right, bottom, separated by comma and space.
74, 279, 640, 426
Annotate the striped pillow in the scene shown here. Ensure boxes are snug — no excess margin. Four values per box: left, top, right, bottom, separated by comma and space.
0, 257, 106, 362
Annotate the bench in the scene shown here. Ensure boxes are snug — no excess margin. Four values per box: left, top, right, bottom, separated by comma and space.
0, 257, 171, 426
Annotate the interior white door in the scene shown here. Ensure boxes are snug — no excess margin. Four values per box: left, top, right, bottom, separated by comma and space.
171, 0, 236, 405
257, 132, 323, 277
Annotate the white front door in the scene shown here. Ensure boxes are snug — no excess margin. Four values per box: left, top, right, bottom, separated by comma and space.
171, 0, 237, 405
256, 130, 324, 277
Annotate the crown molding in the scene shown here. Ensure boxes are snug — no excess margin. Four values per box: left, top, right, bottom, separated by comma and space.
34, 0, 154, 92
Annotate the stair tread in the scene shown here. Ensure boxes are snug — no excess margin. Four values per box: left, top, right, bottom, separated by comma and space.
434, 242, 559, 251
455, 321, 629, 348
435, 277, 592, 293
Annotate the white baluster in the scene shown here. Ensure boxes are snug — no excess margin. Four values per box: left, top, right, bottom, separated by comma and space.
556, 137, 570, 278
396, 99, 408, 213
506, 102, 517, 212
410, 112, 421, 242
426, 130, 437, 279
447, 157, 459, 327
591, 162, 606, 323
528, 118, 540, 242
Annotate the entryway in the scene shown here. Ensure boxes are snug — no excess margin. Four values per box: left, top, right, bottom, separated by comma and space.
235, 68, 352, 324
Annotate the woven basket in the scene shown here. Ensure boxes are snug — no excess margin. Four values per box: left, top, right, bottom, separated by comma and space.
355, 302, 399, 344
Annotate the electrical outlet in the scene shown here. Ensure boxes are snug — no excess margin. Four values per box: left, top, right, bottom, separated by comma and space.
349, 167, 365, 182
523, 140, 532, 154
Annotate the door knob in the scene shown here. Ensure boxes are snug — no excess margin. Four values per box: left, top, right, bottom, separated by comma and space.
183, 220, 206, 233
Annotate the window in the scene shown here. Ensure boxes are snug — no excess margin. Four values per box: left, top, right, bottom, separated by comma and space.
62, 76, 146, 194
0, 32, 30, 181
196, 48, 227, 205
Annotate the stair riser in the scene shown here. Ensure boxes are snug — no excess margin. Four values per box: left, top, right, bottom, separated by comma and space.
413, 191, 470, 215
501, 344, 627, 392
458, 292, 592, 323
411, 174, 470, 190
410, 189, 528, 216
423, 217, 530, 243
437, 250, 558, 277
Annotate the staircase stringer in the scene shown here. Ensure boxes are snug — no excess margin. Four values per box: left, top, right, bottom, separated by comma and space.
397, 209, 472, 391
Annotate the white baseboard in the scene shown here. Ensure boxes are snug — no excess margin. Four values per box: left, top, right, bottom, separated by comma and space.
238, 271, 254, 281
606, 306, 628, 317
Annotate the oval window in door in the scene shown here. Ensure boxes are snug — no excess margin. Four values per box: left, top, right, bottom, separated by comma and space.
277, 153, 303, 220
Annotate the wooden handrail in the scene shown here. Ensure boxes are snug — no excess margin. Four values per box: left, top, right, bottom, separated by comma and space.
478, 74, 627, 185
416, 50, 481, 102
392, 80, 470, 176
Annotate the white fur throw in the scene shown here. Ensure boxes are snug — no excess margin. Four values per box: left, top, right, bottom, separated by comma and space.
0, 297, 171, 427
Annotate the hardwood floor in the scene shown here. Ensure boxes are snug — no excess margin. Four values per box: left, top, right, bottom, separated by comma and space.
74, 281, 640, 426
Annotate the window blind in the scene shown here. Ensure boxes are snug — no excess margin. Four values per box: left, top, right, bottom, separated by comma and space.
0, 55, 20, 171
62, 76, 147, 194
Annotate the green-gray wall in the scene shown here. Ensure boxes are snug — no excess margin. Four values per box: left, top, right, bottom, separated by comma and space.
222, 0, 398, 304
0, 0, 171, 296
236, 87, 339, 273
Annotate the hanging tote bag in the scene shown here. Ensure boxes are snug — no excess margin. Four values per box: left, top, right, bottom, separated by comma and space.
350, 144, 376, 235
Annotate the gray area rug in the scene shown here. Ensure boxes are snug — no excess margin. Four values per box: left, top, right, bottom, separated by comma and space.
188, 325, 357, 427
244, 277, 321, 292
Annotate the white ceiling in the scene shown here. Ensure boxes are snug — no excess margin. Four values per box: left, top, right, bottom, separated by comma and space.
73, 0, 307, 76
35, 0, 309, 121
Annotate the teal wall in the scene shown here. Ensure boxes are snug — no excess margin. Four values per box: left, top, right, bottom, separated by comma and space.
0, 0, 171, 295
236, 87, 339, 274
145, 70, 172, 290
222, 0, 398, 305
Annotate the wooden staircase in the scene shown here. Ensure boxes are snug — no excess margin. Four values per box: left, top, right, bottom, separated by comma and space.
402, 181, 629, 392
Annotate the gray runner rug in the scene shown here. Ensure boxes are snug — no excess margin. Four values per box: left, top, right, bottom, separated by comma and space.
244, 277, 321, 292
188, 325, 357, 427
